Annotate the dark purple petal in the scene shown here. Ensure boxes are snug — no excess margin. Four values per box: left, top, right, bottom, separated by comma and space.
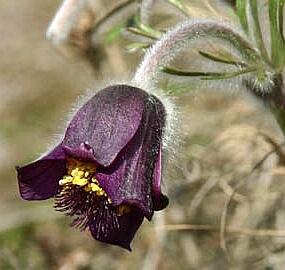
89, 207, 144, 251
63, 85, 150, 167
17, 144, 66, 200
54, 182, 144, 250
151, 149, 169, 211
96, 94, 166, 220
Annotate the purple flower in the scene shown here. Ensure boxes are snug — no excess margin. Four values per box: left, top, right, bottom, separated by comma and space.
16, 84, 168, 250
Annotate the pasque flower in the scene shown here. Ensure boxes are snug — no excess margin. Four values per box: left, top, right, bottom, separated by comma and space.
17, 84, 168, 250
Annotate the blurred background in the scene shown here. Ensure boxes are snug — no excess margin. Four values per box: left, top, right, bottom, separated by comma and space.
1, 0, 285, 269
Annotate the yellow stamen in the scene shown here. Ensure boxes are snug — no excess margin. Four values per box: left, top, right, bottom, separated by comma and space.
59, 158, 108, 198
84, 184, 92, 192
72, 176, 88, 186
90, 183, 100, 192
92, 177, 99, 183
96, 190, 105, 196
59, 176, 73, 185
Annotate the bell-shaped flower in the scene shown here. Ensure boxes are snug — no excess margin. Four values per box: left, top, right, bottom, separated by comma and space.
17, 84, 168, 250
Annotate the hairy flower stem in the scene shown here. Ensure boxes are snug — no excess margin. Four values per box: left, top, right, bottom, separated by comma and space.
133, 20, 260, 88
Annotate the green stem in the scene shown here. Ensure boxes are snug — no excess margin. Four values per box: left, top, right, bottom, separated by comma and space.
236, 0, 249, 33
268, 0, 285, 71
249, 0, 271, 65
126, 27, 158, 39
199, 50, 247, 67
163, 66, 257, 80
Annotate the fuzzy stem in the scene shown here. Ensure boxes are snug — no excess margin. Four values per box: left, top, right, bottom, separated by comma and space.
132, 20, 260, 88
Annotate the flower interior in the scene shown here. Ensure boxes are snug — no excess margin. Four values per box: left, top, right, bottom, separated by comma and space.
59, 158, 109, 199
55, 158, 130, 232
